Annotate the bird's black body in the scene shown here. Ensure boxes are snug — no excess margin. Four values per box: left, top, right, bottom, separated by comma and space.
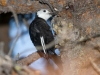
29, 16, 55, 54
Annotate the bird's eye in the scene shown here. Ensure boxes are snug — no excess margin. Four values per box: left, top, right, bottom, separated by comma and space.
43, 10, 46, 12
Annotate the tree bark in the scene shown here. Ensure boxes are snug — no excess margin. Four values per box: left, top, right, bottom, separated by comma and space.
52, 0, 100, 75
0, 0, 66, 13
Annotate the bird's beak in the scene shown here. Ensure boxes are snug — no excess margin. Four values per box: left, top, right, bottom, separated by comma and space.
49, 12, 56, 16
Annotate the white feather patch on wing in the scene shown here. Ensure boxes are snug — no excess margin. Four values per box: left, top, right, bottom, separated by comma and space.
40, 36, 46, 54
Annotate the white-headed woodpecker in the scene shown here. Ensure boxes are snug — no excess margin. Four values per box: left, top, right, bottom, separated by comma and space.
29, 9, 55, 54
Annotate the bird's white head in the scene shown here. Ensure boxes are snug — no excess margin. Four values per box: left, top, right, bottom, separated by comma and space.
37, 9, 53, 21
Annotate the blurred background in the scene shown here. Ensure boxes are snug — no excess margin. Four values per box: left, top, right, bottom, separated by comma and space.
9, 13, 36, 58
0, 12, 58, 75
0, 12, 11, 54
0, 12, 36, 57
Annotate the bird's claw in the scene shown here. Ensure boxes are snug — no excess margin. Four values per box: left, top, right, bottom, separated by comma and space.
44, 53, 49, 59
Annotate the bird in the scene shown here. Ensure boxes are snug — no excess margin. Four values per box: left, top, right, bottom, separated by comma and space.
29, 9, 56, 55
29, 9, 63, 72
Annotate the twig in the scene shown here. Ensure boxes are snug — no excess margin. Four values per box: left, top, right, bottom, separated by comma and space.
8, 6, 20, 56
89, 57, 100, 74
23, 19, 29, 30
77, 34, 100, 44
0, 42, 5, 56
16, 52, 41, 66
14, 48, 34, 60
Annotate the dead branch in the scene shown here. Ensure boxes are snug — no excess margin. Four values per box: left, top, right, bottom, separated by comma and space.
76, 33, 100, 45
89, 58, 100, 75
16, 52, 41, 66
8, 6, 20, 56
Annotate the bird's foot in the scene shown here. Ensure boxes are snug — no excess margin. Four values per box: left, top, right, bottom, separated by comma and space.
43, 53, 49, 59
